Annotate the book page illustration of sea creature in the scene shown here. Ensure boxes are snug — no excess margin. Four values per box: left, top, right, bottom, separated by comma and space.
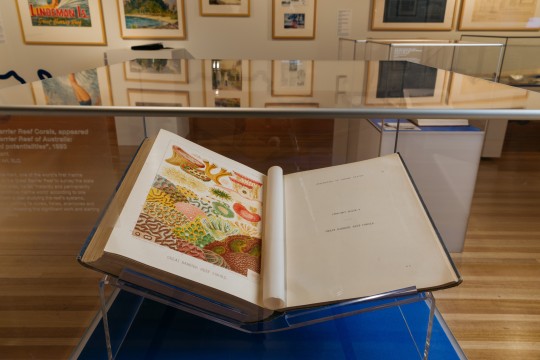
230, 172, 262, 200
131, 143, 263, 277
203, 161, 232, 185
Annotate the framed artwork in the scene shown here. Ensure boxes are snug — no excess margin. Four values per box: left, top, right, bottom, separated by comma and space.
15, 0, 106, 45
127, 89, 190, 107
32, 67, 112, 106
199, 0, 250, 17
272, 60, 314, 97
204, 59, 250, 107
371, 0, 457, 31
124, 59, 188, 83
364, 61, 449, 107
458, 0, 540, 30
117, 0, 186, 39
272, 0, 317, 39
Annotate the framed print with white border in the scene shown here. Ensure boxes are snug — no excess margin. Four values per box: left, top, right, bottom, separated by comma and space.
127, 89, 190, 107
272, 60, 314, 97
124, 59, 188, 84
272, 0, 317, 39
117, 0, 186, 39
371, 0, 457, 31
204, 59, 250, 107
32, 67, 112, 106
199, 0, 250, 17
15, 0, 106, 45
458, 0, 540, 30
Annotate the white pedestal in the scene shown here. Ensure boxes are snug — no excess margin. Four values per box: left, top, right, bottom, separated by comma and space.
347, 119, 484, 252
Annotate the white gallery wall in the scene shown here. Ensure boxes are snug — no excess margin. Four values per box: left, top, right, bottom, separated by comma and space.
0, 1, 539, 86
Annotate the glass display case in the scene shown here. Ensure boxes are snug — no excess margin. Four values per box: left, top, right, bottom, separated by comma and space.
461, 35, 540, 90
338, 38, 505, 80
0, 58, 539, 359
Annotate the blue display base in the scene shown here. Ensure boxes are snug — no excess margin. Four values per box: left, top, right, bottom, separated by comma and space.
75, 290, 464, 359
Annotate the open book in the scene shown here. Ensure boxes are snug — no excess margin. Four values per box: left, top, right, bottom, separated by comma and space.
79, 129, 461, 321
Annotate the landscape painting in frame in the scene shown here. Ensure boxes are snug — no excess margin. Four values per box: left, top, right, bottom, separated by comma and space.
272, 0, 317, 39
124, 58, 188, 83
32, 68, 112, 106
199, 0, 250, 17
371, 0, 457, 30
117, 0, 186, 39
15, 0, 106, 44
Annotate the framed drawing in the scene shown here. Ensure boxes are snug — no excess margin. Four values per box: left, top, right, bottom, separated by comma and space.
371, 0, 457, 31
15, 0, 106, 45
117, 0, 186, 39
364, 61, 449, 107
272, 60, 313, 97
199, 0, 250, 17
204, 59, 250, 107
272, 0, 317, 39
32, 67, 112, 106
127, 89, 190, 107
124, 59, 188, 83
458, 0, 540, 30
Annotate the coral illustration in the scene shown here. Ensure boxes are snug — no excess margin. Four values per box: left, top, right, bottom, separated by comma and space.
173, 218, 215, 248
203, 235, 261, 276
212, 201, 234, 218
230, 172, 262, 200
203, 161, 232, 185
210, 187, 232, 201
201, 217, 239, 240
233, 203, 261, 223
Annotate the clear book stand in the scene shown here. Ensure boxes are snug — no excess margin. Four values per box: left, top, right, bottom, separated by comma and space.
96, 268, 437, 360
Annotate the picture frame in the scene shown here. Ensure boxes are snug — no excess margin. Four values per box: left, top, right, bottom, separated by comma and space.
371, 0, 457, 31
364, 61, 449, 107
272, 60, 314, 97
124, 59, 188, 84
32, 67, 112, 106
127, 89, 190, 107
458, 0, 540, 30
199, 0, 250, 17
204, 59, 250, 107
15, 0, 107, 45
117, 0, 186, 39
272, 0, 317, 39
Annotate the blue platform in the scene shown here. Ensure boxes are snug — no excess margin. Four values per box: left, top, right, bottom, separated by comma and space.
74, 290, 465, 359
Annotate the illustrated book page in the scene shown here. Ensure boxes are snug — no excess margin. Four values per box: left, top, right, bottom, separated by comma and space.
103, 130, 267, 306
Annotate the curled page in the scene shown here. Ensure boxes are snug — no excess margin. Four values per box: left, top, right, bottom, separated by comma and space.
262, 166, 286, 310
